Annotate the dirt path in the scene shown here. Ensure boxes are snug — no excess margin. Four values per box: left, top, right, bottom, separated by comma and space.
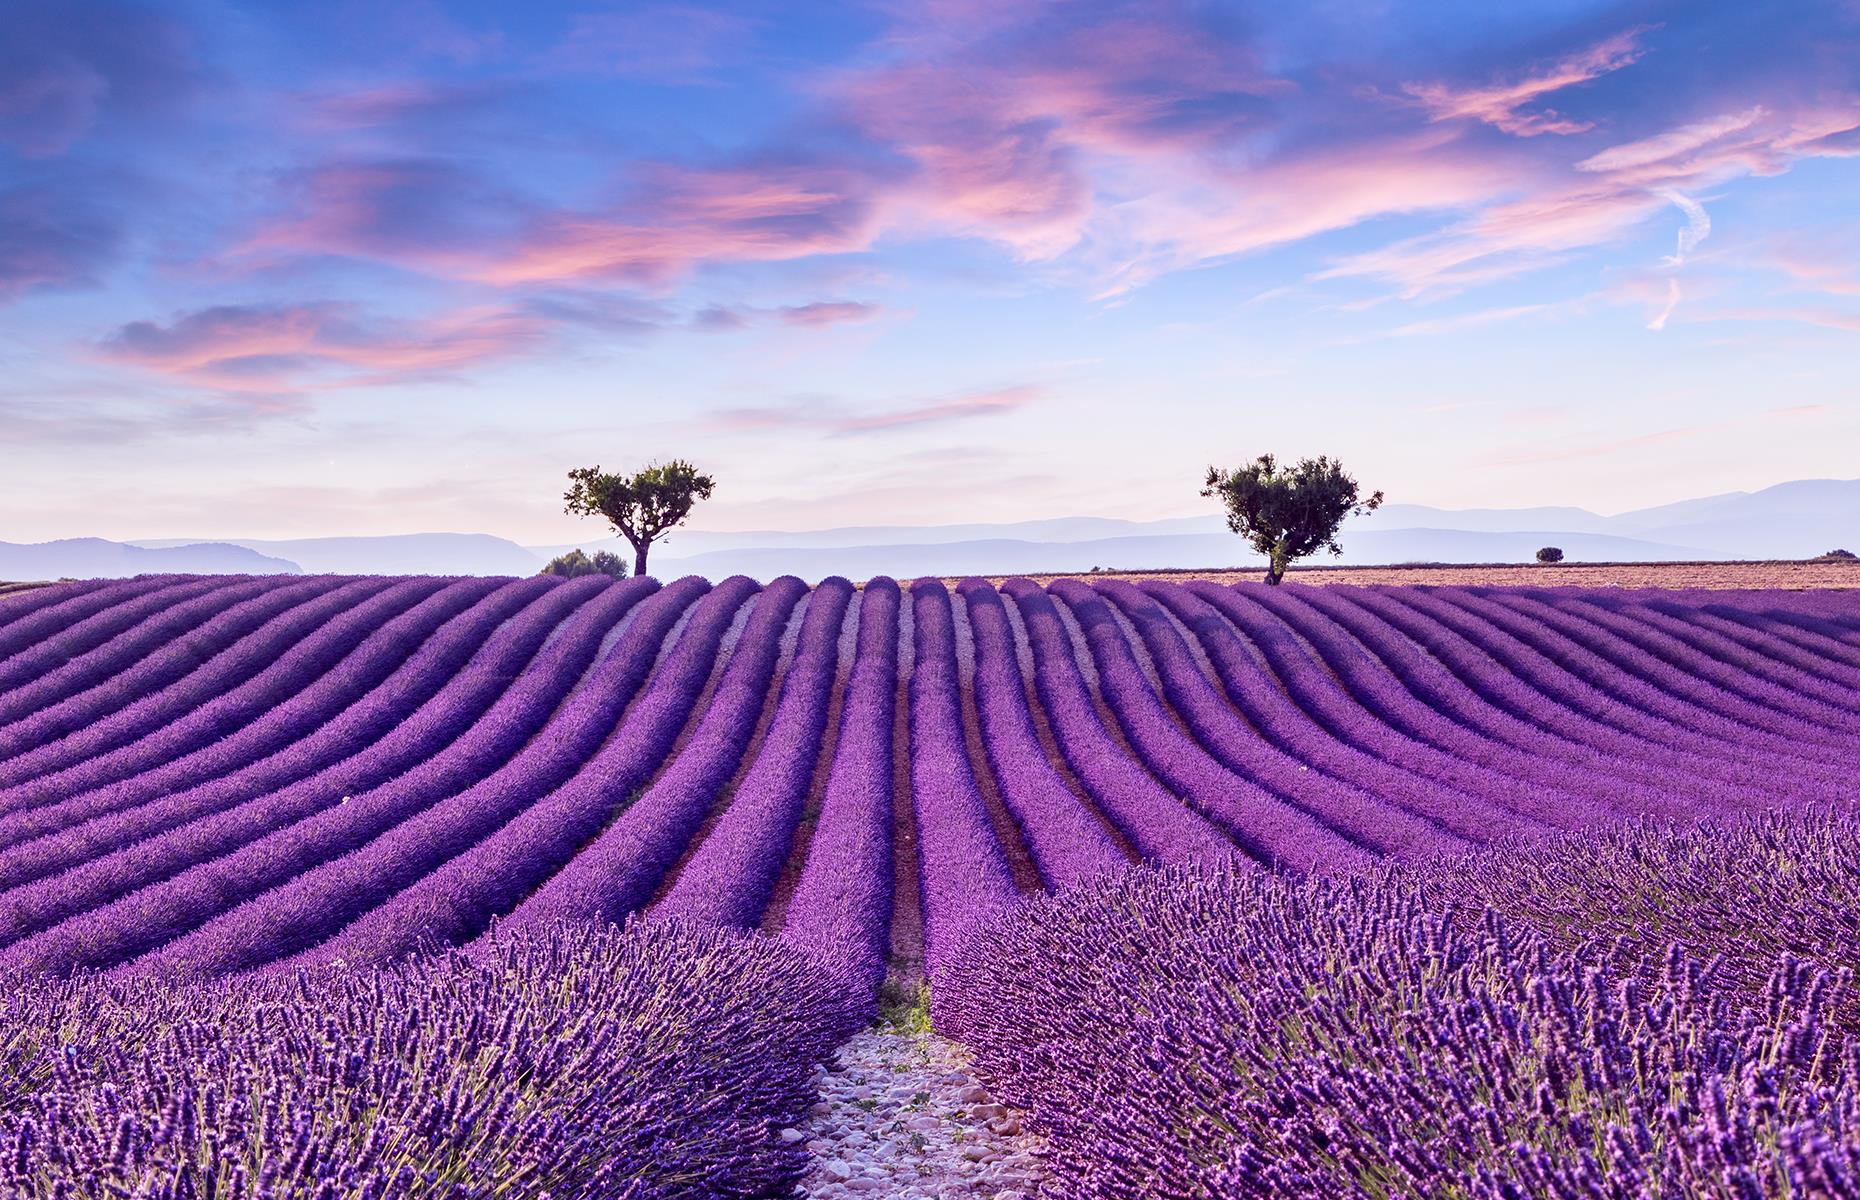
791, 1004, 1045, 1200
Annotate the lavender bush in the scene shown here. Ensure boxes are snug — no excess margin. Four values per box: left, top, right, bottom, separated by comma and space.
0, 918, 865, 1199
936, 811, 1860, 1199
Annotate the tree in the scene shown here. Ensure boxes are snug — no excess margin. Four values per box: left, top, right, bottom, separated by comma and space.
1201, 454, 1383, 585
1536, 546, 1565, 564
563, 460, 716, 577
540, 549, 628, 578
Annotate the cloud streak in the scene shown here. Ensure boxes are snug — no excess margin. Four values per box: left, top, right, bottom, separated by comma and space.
713, 384, 1040, 436
97, 302, 545, 391
1402, 29, 1648, 137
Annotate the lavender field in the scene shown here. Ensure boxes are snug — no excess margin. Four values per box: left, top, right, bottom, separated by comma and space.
3, 571, 1859, 1197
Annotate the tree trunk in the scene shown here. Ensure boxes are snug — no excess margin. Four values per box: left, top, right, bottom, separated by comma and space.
633, 541, 650, 577
1265, 545, 1289, 585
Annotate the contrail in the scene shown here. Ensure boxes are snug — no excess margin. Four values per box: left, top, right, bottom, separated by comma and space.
1647, 190, 1709, 331
1660, 189, 1710, 266
1648, 277, 1681, 330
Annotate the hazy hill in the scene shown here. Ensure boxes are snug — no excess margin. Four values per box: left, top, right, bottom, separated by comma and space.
130, 533, 541, 576
0, 539, 301, 579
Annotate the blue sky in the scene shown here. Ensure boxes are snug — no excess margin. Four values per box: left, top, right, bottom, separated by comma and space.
3, 0, 1857, 543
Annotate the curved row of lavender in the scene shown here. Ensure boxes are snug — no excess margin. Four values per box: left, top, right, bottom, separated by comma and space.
0, 572, 1856, 1195
0, 572, 1855, 980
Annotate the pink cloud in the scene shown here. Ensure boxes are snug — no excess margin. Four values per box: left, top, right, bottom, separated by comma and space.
837, 384, 1037, 432
1691, 305, 1860, 333
1575, 102, 1860, 187
777, 300, 882, 327
1322, 98, 1860, 298
1478, 424, 1706, 468
1402, 28, 1648, 137
463, 162, 885, 287
1107, 130, 1522, 295
296, 81, 518, 131
1760, 243, 1860, 296
1387, 303, 1550, 337
713, 384, 1040, 436
97, 301, 543, 390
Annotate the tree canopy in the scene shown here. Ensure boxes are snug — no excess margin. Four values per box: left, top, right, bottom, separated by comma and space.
539, 549, 628, 578
1201, 454, 1382, 585
563, 460, 716, 577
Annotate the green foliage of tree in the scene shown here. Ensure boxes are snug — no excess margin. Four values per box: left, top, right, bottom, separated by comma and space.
1536, 546, 1565, 564
539, 549, 628, 578
563, 460, 716, 578
1201, 454, 1383, 585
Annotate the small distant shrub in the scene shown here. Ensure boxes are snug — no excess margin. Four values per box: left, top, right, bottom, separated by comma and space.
1816, 548, 1856, 562
540, 549, 627, 578
1535, 545, 1564, 564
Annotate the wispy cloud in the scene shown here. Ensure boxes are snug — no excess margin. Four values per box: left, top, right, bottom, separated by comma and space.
1690, 305, 1860, 333
713, 384, 1040, 436
1478, 424, 1706, 468
1387, 303, 1549, 337
776, 300, 881, 327
1401, 28, 1648, 137
0, 178, 124, 302
97, 302, 545, 391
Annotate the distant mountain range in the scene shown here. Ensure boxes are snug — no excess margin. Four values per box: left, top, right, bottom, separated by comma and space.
0, 539, 300, 579
129, 533, 541, 576
3, 477, 1852, 581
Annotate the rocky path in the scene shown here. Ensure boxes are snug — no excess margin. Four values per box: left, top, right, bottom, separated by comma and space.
790, 1009, 1045, 1199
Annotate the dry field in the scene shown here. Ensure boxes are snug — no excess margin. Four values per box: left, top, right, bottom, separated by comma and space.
990, 559, 1860, 590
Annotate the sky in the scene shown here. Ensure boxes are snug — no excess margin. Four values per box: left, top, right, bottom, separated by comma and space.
3, 0, 1857, 546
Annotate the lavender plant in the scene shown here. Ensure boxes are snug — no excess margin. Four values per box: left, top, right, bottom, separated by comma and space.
0, 918, 865, 1199
936, 812, 1860, 1199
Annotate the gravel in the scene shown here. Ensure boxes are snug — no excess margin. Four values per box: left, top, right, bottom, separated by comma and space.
792, 1022, 1045, 1199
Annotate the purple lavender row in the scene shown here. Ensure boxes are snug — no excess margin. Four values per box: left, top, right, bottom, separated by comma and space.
655, 577, 856, 929
0, 577, 171, 667
0, 578, 112, 635
1551, 591, 1860, 729
485, 576, 805, 939
1665, 594, 1860, 682
954, 579, 1128, 889
1176, 582, 1699, 830
0, 576, 496, 855
0, 575, 662, 977
780, 577, 901, 996
0, 577, 245, 712
0, 577, 276, 743
1090, 579, 1501, 854
985, 580, 1234, 866
0, 575, 373, 786
1452, 586, 1859, 761
907, 579, 1020, 972
1029, 579, 1373, 873
0, 919, 869, 1199
1322, 583, 1810, 810
1246, 584, 1792, 815
1398, 587, 1856, 788
0, 577, 445, 813
1137, 579, 1604, 837
0, 576, 602, 955
129, 576, 720, 980
299, 576, 777, 967
0, 576, 556, 900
